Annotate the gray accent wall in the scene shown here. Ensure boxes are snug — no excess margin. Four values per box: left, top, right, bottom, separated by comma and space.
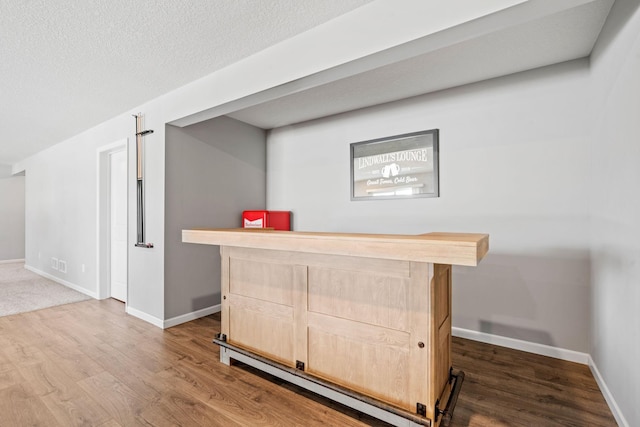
0, 175, 25, 260
590, 1, 640, 426
164, 116, 266, 320
267, 59, 593, 353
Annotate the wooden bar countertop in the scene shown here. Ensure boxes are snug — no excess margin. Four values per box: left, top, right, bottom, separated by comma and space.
182, 228, 489, 267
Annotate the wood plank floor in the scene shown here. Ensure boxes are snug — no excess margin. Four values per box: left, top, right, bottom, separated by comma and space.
0, 299, 616, 426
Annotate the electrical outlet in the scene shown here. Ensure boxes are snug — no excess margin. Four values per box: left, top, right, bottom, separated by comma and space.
58, 260, 67, 274
51, 257, 58, 270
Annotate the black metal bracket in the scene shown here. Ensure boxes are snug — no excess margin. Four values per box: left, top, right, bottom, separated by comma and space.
416, 402, 427, 417
435, 399, 444, 422
295, 360, 305, 371
214, 333, 227, 342
436, 370, 466, 426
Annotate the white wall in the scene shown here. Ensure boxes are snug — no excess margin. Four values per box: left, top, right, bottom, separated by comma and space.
0, 164, 13, 178
268, 59, 592, 352
164, 117, 266, 320
0, 176, 25, 261
589, 1, 640, 426
20, 119, 132, 297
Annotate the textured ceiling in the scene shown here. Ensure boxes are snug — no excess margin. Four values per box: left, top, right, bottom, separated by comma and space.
0, 0, 371, 166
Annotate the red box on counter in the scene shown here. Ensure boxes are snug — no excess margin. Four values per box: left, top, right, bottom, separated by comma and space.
242, 210, 291, 231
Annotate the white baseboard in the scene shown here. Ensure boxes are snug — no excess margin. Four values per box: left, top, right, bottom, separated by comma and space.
163, 304, 222, 329
24, 264, 98, 299
125, 304, 221, 329
0, 258, 25, 264
452, 327, 590, 365
126, 306, 164, 328
589, 356, 629, 427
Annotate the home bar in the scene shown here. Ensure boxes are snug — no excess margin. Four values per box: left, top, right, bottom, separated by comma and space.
182, 228, 489, 427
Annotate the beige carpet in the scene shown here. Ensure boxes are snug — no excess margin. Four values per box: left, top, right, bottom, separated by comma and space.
0, 261, 91, 317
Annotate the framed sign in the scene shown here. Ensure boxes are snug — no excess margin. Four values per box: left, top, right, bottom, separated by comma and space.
350, 129, 439, 200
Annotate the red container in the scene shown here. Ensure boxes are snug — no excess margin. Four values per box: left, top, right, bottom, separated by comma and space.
242, 210, 291, 231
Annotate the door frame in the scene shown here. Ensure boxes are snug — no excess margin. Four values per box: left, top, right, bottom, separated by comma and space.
97, 139, 128, 302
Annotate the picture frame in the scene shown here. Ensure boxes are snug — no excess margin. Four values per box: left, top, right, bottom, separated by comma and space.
350, 129, 439, 200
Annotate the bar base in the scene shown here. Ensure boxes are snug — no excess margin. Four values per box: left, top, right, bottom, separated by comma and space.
214, 338, 465, 427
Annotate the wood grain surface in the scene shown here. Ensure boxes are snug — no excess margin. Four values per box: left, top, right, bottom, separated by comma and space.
0, 299, 616, 427
183, 229, 489, 266
221, 246, 445, 418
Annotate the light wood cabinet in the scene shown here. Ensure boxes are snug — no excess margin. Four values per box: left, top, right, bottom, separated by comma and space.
183, 229, 488, 427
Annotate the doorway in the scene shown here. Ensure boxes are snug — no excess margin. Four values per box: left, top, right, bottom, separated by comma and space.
109, 149, 127, 301
97, 140, 128, 302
